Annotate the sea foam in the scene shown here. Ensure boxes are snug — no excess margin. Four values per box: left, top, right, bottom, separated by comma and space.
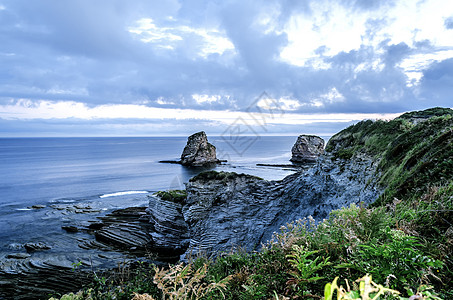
99, 191, 149, 198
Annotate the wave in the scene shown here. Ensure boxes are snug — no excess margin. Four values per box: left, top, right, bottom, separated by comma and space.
99, 191, 149, 198
49, 199, 76, 204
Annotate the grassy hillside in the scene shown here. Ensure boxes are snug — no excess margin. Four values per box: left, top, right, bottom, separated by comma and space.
51, 108, 453, 300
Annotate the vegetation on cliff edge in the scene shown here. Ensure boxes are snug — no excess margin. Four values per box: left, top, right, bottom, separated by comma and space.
189, 171, 263, 183
154, 190, 187, 203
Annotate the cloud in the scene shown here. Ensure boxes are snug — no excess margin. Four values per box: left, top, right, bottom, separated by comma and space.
0, 0, 452, 136
418, 58, 453, 105
445, 16, 453, 29
0, 99, 400, 124
0, 108, 400, 138
128, 18, 235, 57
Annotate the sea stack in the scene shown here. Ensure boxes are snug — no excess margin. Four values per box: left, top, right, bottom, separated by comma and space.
180, 131, 219, 166
290, 135, 324, 163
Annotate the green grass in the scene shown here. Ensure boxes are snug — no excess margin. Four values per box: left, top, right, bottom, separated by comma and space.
189, 171, 263, 183
398, 107, 453, 120
154, 190, 187, 203
375, 114, 453, 206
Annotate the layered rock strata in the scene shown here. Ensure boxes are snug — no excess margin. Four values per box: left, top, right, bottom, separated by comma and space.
183, 148, 381, 256
93, 207, 153, 252
147, 141, 383, 257
146, 194, 189, 254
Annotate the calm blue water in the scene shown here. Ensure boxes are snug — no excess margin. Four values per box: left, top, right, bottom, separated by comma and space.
0, 136, 317, 251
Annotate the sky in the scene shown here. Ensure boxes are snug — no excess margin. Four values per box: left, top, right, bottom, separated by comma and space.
0, 0, 452, 137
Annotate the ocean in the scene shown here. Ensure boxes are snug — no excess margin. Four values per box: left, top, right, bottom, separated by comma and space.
0, 136, 315, 255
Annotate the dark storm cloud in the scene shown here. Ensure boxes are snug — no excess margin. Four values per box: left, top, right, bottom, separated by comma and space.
0, 0, 216, 105
320, 42, 415, 113
3, 0, 180, 58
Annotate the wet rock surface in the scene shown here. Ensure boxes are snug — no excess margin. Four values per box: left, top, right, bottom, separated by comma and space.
0, 248, 93, 299
0, 251, 107, 299
5, 253, 30, 260
62, 225, 79, 233
23, 242, 52, 252
0, 202, 154, 299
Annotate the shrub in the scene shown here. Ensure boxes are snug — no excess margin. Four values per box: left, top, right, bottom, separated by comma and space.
154, 190, 187, 203
150, 263, 231, 300
324, 275, 401, 300
338, 230, 443, 292
286, 245, 331, 296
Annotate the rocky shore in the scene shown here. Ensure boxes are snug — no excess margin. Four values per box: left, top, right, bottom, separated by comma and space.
2, 107, 451, 299
0, 130, 383, 298
0, 205, 154, 299
0, 130, 377, 298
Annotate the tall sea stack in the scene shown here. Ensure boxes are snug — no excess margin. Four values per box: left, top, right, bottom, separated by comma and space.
180, 131, 219, 166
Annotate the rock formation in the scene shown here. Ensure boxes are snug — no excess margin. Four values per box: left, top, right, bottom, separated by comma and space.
290, 135, 325, 163
183, 172, 276, 255
182, 147, 380, 256
146, 138, 382, 257
180, 131, 219, 166
147, 192, 189, 255
24, 242, 52, 252
147, 126, 385, 257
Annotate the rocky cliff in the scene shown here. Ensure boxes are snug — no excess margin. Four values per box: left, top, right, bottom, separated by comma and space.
147, 191, 189, 256
148, 132, 383, 257
178, 147, 381, 256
